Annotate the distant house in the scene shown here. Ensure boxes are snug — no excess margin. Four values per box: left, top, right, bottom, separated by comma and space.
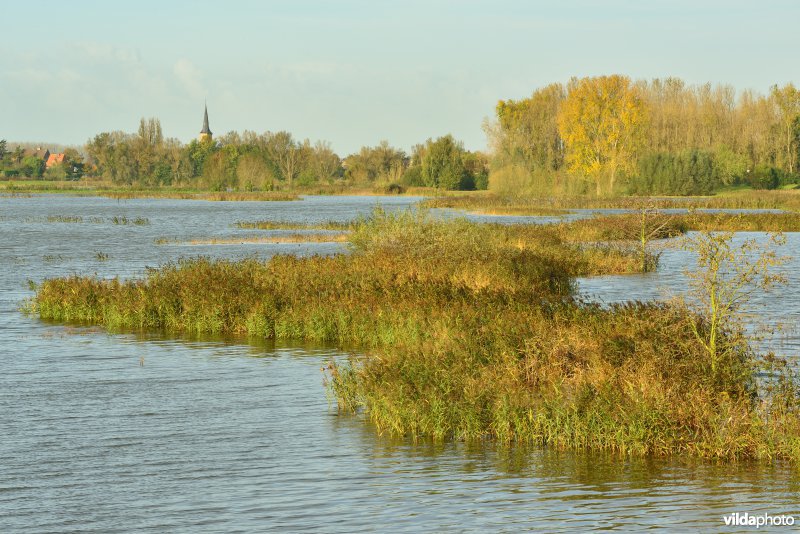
46, 153, 66, 168
23, 147, 50, 161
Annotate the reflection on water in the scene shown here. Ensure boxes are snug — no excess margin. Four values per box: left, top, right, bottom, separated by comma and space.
1, 195, 799, 532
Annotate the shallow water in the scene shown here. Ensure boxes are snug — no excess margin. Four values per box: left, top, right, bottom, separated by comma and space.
1, 195, 799, 532
577, 232, 800, 355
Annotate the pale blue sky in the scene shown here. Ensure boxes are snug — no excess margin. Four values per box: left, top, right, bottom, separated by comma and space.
1, 0, 797, 154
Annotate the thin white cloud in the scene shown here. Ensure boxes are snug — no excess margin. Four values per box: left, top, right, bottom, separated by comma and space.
77, 42, 141, 64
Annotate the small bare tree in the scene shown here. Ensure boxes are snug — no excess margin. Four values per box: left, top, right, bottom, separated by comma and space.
601, 205, 679, 272
682, 231, 787, 376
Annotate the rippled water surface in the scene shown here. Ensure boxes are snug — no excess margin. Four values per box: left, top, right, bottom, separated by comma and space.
2, 195, 799, 532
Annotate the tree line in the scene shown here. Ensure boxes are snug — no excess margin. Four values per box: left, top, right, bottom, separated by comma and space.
77, 119, 488, 191
4, 75, 798, 196
490, 76, 800, 195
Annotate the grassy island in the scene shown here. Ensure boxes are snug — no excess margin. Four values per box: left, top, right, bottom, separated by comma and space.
29, 209, 800, 461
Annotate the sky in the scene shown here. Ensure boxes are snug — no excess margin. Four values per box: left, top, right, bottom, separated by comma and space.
1, 0, 798, 155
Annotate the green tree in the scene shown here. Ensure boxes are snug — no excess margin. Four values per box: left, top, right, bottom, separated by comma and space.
713, 145, 748, 186
12, 146, 24, 164
495, 83, 565, 171
422, 135, 467, 190
264, 131, 302, 186
184, 138, 218, 179
21, 156, 44, 178
44, 163, 67, 180
62, 148, 85, 180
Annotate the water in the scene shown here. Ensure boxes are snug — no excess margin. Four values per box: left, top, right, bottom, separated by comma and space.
1, 195, 799, 532
577, 232, 800, 355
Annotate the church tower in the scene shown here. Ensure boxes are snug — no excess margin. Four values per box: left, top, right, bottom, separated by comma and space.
198, 103, 212, 142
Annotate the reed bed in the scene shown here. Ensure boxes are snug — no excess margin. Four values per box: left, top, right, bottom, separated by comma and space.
680, 212, 800, 232
425, 190, 800, 215
98, 190, 300, 201
235, 220, 353, 231
156, 233, 349, 245
30, 208, 800, 460
552, 212, 800, 244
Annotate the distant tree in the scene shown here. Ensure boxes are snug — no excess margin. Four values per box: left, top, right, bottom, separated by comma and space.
62, 148, 85, 180
495, 83, 566, 171
264, 131, 303, 186
184, 138, 218, 179
87, 131, 136, 182
462, 151, 490, 190
0, 139, 6, 161
713, 145, 749, 186
400, 166, 425, 187
310, 140, 341, 183
236, 153, 275, 191
21, 156, 44, 178
746, 165, 781, 190
12, 146, 24, 164
421, 135, 467, 190
771, 84, 800, 173
558, 75, 648, 195
137, 117, 164, 146
344, 141, 407, 183
632, 150, 720, 195
44, 163, 67, 180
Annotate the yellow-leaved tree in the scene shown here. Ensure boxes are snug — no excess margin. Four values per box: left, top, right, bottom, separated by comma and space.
558, 75, 647, 196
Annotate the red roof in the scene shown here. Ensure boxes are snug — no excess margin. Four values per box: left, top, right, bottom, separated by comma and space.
45, 153, 66, 168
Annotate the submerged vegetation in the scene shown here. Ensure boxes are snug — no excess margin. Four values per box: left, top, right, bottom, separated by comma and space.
110, 216, 149, 225
29, 208, 800, 461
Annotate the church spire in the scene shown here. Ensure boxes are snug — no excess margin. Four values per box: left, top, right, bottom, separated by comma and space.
199, 102, 212, 141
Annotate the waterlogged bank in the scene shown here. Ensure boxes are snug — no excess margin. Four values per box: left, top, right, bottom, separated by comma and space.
31, 209, 800, 461
4, 195, 800, 531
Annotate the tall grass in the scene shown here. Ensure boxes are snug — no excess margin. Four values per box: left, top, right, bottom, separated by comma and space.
29, 208, 800, 460
235, 220, 353, 231
155, 233, 349, 245
424, 190, 800, 215
99, 191, 300, 201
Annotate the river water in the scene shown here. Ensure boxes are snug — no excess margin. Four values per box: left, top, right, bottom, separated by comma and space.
1, 195, 798, 532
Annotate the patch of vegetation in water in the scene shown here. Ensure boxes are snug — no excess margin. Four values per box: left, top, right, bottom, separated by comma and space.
29, 208, 800, 461
111, 216, 149, 225
46, 215, 83, 223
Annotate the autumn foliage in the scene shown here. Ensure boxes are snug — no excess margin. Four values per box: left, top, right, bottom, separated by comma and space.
491, 76, 800, 196
557, 75, 647, 196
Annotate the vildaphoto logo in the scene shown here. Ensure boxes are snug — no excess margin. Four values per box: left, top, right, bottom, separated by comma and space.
723, 512, 795, 528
